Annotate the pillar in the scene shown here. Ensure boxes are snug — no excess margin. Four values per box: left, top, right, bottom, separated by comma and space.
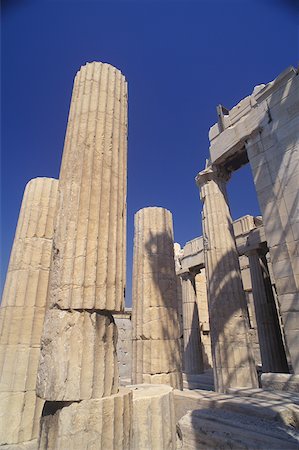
0, 178, 58, 446
196, 165, 258, 392
246, 247, 289, 373
195, 269, 213, 369
129, 384, 176, 450
180, 272, 204, 374
246, 122, 299, 373
131, 207, 183, 389
37, 62, 132, 449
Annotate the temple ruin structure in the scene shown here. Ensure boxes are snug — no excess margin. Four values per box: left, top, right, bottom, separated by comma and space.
0, 64, 298, 449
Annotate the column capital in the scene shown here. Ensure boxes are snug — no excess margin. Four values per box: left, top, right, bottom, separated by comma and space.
195, 165, 230, 188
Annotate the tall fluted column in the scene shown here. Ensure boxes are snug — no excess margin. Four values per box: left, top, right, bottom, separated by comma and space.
0, 178, 58, 446
196, 166, 258, 392
246, 248, 288, 373
195, 269, 213, 369
132, 207, 182, 389
180, 272, 204, 374
37, 62, 131, 449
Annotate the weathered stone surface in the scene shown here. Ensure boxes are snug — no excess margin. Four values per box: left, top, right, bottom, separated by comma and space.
0, 440, 38, 450
131, 207, 182, 389
180, 272, 203, 374
0, 178, 58, 445
114, 313, 132, 383
196, 166, 258, 392
195, 270, 213, 369
174, 388, 298, 428
39, 388, 132, 450
0, 392, 43, 446
177, 408, 299, 450
261, 373, 299, 393
132, 338, 182, 376
246, 248, 288, 373
207, 67, 299, 374
129, 384, 176, 450
48, 62, 127, 311
139, 372, 183, 387
37, 309, 118, 400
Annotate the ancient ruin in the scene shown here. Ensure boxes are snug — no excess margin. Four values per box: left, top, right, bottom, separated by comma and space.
0, 63, 298, 449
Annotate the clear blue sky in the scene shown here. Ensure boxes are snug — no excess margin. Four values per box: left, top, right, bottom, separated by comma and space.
1, 0, 298, 305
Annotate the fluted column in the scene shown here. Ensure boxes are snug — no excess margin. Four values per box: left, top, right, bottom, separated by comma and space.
132, 207, 182, 389
196, 165, 258, 392
37, 63, 131, 449
180, 272, 204, 374
0, 178, 58, 446
129, 384, 176, 450
195, 269, 213, 369
246, 248, 288, 373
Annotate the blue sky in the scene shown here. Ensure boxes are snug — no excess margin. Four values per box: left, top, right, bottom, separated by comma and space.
1, 0, 298, 304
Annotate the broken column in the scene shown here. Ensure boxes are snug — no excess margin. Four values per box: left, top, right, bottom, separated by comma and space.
180, 271, 204, 374
129, 384, 177, 450
131, 207, 183, 389
36, 62, 131, 449
0, 177, 58, 447
195, 269, 213, 369
196, 165, 258, 392
246, 247, 289, 373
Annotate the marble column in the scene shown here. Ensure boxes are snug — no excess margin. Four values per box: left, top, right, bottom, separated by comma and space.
180, 272, 204, 374
246, 247, 289, 373
196, 165, 258, 392
0, 177, 58, 446
37, 62, 132, 449
131, 207, 183, 389
195, 269, 213, 369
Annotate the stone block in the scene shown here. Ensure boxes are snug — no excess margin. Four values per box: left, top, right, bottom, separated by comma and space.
177, 408, 299, 449
133, 339, 182, 375
133, 306, 181, 340
0, 346, 40, 392
37, 309, 118, 400
39, 388, 132, 450
140, 372, 183, 389
0, 392, 43, 445
129, 384, 176, 450
261, 373, 299, 393
0, 307, 45, 346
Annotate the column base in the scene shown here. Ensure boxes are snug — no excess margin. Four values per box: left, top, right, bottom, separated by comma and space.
38, 388, 132, 450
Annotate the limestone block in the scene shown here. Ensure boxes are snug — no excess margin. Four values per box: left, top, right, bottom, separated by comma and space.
261, 373, 299, 393
0, 440, 38, 450
132, 306, 181, 340
114, 316, 132, 381
129, 384, 176, 450
132, 339, 182, 376
177, 408, 299, 450
0, 346, 40, 392
0, 392, 44, 445
0, 307, 45, 346
37, 309, 118, 400
140, 372, 183, 388
38, 388, 132, 450
48, 62, 127, 312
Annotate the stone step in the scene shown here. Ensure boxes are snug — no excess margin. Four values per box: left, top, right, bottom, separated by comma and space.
174, 388, 299, 428
178, 408, 299, 449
